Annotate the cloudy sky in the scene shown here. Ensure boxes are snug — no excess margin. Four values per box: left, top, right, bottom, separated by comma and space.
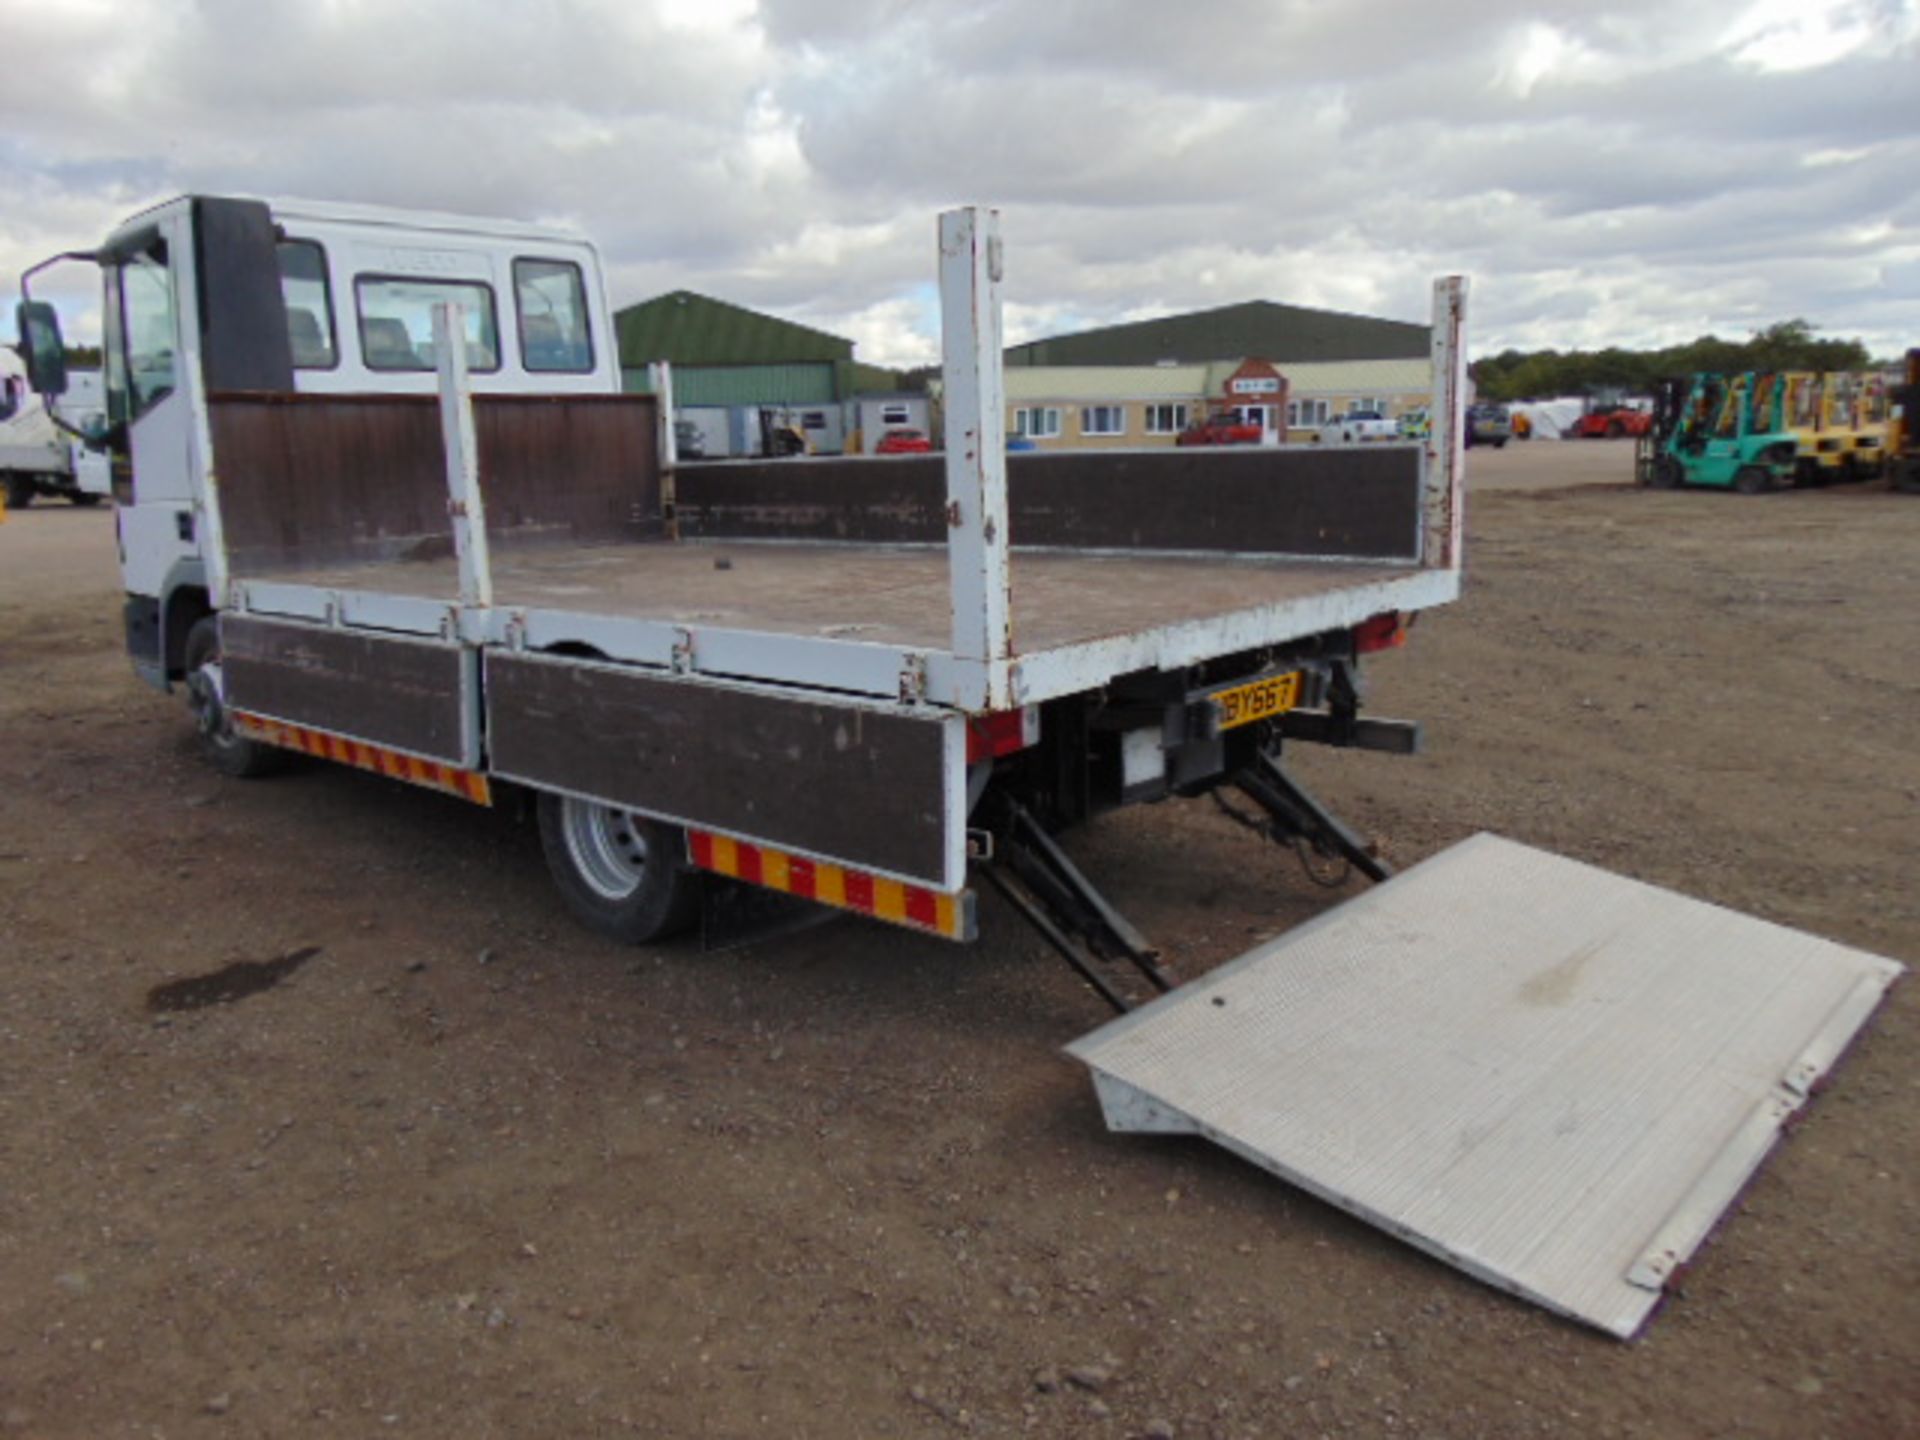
3, 0, 1917, 365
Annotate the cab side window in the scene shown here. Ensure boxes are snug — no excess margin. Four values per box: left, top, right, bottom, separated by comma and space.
513, 258, 593, 373
354, 277, 500, 372
122, 239, 177, 420
277, 240, 338, 369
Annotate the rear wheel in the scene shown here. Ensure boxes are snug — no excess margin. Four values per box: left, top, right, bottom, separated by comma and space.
69, 491, 102, 507
4, 474, 34, 510
1733, 465, 1771, 495
183, 616, 286, 778
537, 792, 700, 944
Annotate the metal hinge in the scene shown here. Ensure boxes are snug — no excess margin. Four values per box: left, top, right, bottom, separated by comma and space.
899, 653, 928, 704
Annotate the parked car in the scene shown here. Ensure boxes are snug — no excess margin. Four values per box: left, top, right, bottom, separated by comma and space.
1316, 410, 1399, 444
672, 418, 707, 460
1566, 405, 1653, 439
1465, 404, 1511, 448
875, 427, 933, 454
1175, 412, 1263, 446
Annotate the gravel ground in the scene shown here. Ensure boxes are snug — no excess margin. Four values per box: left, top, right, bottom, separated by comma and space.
0, 450, 1915, 1439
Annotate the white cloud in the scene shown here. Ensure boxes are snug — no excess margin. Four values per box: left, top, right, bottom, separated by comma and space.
1, 0, 1916, 364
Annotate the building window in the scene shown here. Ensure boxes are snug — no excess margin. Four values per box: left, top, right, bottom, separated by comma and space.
880, 402, 912, 425
1143, 403, 1188, 435
1289, 398, 1329, 426
1014, 407, 1061, 438
1080, 405, 1125, 436
513, 257, 593, 373
1351, 396, 1384, 414
355, 276, 500, 372
277, 240, 337, 370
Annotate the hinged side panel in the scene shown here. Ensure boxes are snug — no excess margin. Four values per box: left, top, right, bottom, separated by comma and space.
221, 614, 476, 766
486, 652, 966, 891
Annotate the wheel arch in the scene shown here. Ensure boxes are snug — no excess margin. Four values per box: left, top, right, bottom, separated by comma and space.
159, 559, 213, 683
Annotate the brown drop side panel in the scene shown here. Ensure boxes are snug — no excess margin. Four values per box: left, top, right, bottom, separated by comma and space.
220, 615, 473, 765
485, 653, 959, 889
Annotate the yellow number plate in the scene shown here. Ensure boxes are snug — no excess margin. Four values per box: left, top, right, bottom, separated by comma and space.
1212, 671, 1303, 730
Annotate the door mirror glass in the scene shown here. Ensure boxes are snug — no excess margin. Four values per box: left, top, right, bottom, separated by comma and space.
14, 301, 69, 396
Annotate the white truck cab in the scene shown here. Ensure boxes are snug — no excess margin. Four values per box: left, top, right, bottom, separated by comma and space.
16, 194, 619, 688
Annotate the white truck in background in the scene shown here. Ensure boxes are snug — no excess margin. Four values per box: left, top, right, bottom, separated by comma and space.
1315, 408, 1399, 444
0, 357, 108, 507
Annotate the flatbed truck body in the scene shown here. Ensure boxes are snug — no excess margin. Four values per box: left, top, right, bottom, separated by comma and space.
16, 195, 1465, 931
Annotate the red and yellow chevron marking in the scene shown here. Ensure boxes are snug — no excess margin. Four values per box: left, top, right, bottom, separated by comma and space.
687, 829, 974, 942
231, 712, 492, 806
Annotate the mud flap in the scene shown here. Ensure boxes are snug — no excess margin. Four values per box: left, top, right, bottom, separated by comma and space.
1066, 833, 1903, 1339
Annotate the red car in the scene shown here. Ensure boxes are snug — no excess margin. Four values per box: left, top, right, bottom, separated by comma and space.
1175, 412, 1263, 446
1568, 407, 1653, 439
874, 427, 933, 454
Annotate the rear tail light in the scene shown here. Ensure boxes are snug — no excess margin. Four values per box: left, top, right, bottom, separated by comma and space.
1354, 611, 1409, 654
966, 704, 1040, 762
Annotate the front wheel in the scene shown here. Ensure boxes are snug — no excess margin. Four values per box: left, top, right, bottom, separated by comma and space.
183, 616, 286, 778
1648, 457, 1683, 489
537, 792, 700, 944
4, 474, 34, 510
69, 491, 103, 507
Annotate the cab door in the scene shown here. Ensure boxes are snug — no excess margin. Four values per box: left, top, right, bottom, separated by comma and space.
104, 212, 199, 603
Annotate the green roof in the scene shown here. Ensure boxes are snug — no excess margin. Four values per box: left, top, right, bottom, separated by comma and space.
615, 290, 853, 367
1006, 300, 1428, 367
623, 362, 839, 406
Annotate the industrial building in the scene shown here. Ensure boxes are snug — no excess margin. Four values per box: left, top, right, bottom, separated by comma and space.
991, 297, 1432, 447
1001, 356, 1432, 448
615, 290, 920, 457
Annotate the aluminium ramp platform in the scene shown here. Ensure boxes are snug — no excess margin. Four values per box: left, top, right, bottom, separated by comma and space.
1066, 833, 1904, 1338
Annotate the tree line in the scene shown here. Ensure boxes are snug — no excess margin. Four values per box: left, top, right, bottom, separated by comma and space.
1471, 320, 1877, 403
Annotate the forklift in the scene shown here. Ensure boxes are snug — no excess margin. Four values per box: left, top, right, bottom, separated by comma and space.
1893, 349, 1920, 494
1638, 371, 1798, 493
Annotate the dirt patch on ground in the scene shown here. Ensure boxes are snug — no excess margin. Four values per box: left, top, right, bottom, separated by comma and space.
1, 465, 1916, 1439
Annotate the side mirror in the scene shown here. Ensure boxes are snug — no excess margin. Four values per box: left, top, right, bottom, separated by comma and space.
15, 300, 69, 396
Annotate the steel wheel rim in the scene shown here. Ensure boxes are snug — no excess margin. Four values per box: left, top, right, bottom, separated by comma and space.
562, 798, 649, 901
188, 658, 238, 750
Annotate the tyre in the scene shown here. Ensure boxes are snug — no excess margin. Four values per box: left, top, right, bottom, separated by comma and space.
1606, 421, 1623, 439
1733, 465, 1771, 495
183, 616, 287, 778
537, 792, 700, 944
1896, 460, 1920, 495
4, 473, 34, 510
69, 491, 103, 507
1649, 457, 1682, 489
1493, 438, 1507, 448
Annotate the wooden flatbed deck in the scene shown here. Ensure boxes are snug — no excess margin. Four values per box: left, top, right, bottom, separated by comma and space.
278, 540, 1421, 655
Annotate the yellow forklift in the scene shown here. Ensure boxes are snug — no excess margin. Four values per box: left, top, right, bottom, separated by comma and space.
1893, 349, 1919, 494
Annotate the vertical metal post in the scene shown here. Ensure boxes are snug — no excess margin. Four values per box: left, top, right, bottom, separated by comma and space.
434, 303, 492, 610
650, 360, 678, 467
650, 360, 680, 538
939, 207, 1012, 703
1424, 276, 1469, 572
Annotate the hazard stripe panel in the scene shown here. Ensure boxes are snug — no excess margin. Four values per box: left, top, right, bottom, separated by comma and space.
232, 712, 492, 806
687, 829, 975, 942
